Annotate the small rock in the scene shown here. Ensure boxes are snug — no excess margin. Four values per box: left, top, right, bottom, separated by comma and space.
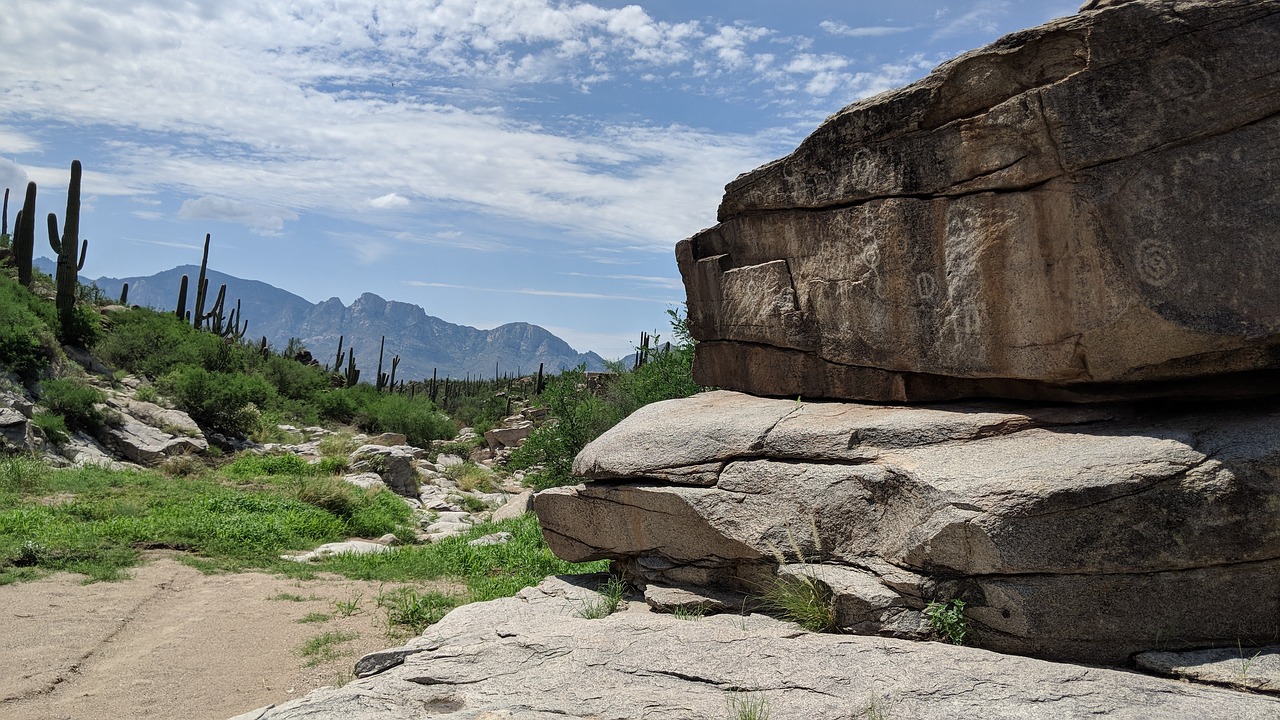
468, 532, 512, 547
491, 490, 534, 522
283, 540, 393, 562
436, 453, 464, 468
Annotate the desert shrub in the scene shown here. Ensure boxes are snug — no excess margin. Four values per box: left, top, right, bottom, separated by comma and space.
0, 275, 58, 378
158, 366, 274, 437
344, 385, 454, 447
925, 599, 969, 645
39, 378, 107, 432
511, 310, 700, 489
31, 412, 68, 445
58, 303, 102, 348
223, 453, 314, 478
259, 354, 329, 401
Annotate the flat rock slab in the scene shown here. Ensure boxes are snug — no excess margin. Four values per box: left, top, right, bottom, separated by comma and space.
239, 576, 1280, 719
540, 391, 1280, 663
1136, 646, 1280, 694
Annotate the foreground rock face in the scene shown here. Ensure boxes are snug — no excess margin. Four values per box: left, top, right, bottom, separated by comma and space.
233, 576, 1280, 720
678, 0, 1280, 402
537, 391, 1280, 664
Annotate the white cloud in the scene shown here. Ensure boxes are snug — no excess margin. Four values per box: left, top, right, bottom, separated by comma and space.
370, 192, 410, 209
932, 0, 1011, 40
0, 128, 40, 154
178, 196, 299, 234
819, 21, 914, 38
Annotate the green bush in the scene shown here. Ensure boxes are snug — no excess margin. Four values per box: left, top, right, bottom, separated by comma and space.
39, 378, 107, 432
159, 366, 274, 437
343, 385, 454, 447
31, 412, 68, 445
511, 314, 700, 489
58, 303, 102, 348
0, 275, 58, 378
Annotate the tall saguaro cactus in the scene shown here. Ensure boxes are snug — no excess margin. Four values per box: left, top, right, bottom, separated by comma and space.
2, 187, 8, 237
47, 160, 88, 336
193, 233, 211, 329
14, 182, 37, 287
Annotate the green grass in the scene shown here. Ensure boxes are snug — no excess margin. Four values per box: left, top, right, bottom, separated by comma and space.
305, 513, 607, 602
269, 592, 322, 602
759, 571, 837, 633
378, 587, 459, 633
577, 575, 627, 619
0, 462, 415, 584
297, 630, 358, 667
726, 692, 772, 720
297, 612, 331, 624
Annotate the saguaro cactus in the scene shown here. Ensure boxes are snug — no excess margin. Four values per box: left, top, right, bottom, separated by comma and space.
1, 187, 8, 237
119, 282, 129, 305
14, 182, 37, 287
193, 233, 211, 329
47, 161, 88, 337
176, 274, 189, 319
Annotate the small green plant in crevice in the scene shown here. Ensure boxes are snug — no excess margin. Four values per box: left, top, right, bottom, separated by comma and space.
726, 691, 772, 720
859, 693, 895, 720
296, 630, 359, 667
378, 587, 459, 634
924, 598, 968, 646
1238, 639, 1263, 680
672, 604, 706, 621
757, 519, 837, 633
759, 571, 837, 633
134, 384, 159, 404
334, 593, 363, 617
577, 575, 627, 619
38, 377, 107, 433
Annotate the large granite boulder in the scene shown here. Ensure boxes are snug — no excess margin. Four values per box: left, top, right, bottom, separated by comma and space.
678, 0, 1280, 402
231, 576, 1280, 719
536, 391, 1280, 664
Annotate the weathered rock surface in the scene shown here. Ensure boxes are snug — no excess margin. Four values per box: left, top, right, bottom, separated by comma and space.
538, 391, 1280, 664
678, 0, 1280, 402
234, 575, 1280, 719
1136, 645, 1280, 694
348, 445, 420, 497
98, 397, 208, 465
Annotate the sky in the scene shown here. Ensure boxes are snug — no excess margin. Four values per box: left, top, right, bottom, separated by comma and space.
0, 0, 1079, 360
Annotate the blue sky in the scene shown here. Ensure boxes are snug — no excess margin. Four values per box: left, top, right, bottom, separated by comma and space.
0, 0, 1078, 359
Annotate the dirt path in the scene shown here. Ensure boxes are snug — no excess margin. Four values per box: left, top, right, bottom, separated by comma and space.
0, 555, 463, 720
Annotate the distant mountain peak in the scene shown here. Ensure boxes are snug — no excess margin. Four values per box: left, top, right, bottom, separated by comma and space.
88, 267, 607, 379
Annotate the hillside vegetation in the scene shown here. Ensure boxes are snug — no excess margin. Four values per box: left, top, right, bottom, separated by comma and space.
0, 175, 700, 615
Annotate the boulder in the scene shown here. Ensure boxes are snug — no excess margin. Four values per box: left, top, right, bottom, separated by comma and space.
283, 540, 393, 563
233, 576, 1280, 719
349, 445, 420, 497
483, 421, 532, 450
536, 391, 1280, 664
678, 0, 1280, 403
491, 490, 533, 522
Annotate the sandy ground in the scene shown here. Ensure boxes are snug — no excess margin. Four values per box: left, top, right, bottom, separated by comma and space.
0, 555, 463, 720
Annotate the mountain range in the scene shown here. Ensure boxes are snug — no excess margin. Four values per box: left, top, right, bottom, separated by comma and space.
37, 258, 608, 381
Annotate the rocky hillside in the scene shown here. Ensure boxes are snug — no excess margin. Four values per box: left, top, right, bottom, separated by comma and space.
76, 261, 607, 380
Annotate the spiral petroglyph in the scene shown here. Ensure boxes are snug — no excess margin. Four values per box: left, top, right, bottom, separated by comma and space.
1135, 239, 1178, 287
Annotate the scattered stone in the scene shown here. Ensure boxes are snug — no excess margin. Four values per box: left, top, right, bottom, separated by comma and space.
491, 490, 533, 522
435, 453, 464, 468
467, 532, 511, 547
283, 540, 393, 563
375, 534, 400, 546
483, 421, 532, 451
343, 473, 387, 491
